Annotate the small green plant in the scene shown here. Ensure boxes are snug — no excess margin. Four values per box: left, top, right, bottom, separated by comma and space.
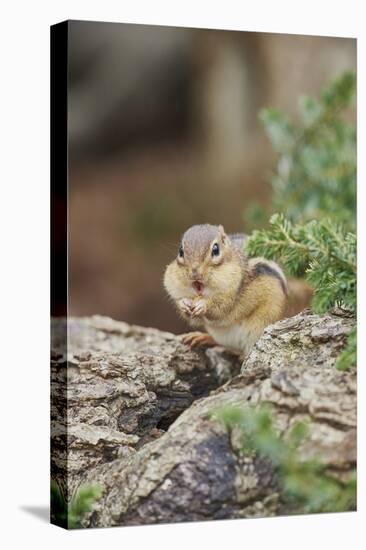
212, 404, 356, 514
51, 480, 102, 529
336, 326, 357, 371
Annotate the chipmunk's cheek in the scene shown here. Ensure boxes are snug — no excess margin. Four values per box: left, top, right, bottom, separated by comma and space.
207, 275, 219, 291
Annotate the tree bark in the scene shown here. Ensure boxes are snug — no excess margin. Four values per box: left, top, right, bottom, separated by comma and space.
51, 310, 356, 527
51, 315, 242, 498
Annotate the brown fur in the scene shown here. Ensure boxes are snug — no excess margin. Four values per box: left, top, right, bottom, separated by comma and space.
285, 277, 314, 317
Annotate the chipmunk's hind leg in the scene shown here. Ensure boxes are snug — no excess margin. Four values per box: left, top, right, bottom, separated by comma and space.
182, 331, 217, 348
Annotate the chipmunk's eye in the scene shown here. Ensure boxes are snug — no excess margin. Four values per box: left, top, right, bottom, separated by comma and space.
212, 243, 220, 257
178, 245, 184, 258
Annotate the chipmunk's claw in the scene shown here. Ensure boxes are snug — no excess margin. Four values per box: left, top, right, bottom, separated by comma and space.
178, 298, 194, 316
182, 332, 216, 348
178, 298, 207, 318
190, 299, 207, 317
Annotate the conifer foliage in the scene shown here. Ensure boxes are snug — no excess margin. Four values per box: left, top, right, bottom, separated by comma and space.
247, 213, 356, 314
246, 72, 356, 369
257, 72, 356, 228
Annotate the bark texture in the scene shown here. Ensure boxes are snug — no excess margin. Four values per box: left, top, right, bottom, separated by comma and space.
51, 310, 356, 528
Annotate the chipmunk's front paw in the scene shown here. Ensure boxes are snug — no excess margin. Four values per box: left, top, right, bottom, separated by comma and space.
178, 298, 194, 316
182, 331, 216, 348
190, 299, 207, 318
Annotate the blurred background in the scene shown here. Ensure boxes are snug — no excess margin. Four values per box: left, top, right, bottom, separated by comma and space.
67, 20, 356, 333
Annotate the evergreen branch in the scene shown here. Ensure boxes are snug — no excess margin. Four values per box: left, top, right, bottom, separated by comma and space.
255, 72, 356, 230
245, 73, 357, 369
245, 214, 356, 314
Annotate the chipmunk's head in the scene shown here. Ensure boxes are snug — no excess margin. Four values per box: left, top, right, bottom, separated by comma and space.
164, 224, 246, 300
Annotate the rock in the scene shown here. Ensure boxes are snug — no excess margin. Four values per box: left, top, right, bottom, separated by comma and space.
51, 310, 356, 528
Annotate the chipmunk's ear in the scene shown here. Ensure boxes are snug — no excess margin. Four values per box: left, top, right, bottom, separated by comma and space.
218, 225, 228, 245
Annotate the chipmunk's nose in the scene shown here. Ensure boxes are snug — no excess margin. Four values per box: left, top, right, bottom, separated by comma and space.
190, 266, 202, 281
190, 265, 204, 294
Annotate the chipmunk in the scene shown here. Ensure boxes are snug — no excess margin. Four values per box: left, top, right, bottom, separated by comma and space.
163, 224, 289, 355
